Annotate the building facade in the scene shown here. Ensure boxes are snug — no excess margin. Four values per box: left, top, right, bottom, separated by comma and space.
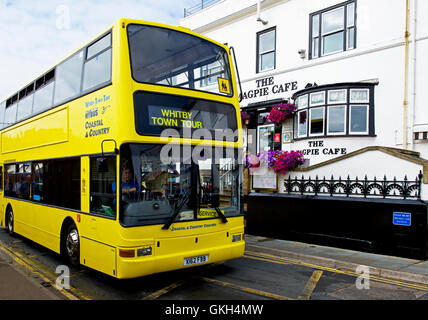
181, 0, 428, 257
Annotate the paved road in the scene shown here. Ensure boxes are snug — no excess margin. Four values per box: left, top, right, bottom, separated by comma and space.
1, 228, 428, 301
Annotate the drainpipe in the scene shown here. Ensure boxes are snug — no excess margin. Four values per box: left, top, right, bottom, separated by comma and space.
402, 0, 410, 150
409, 0, 417, 150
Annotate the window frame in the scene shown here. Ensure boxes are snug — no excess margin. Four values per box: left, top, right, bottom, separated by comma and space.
256, 27, 276, 73
349, 104, 369, 135
350, 88, 370, 103
292, 84, 375, 140
257, 123, 276, 153
309, 0, 357, 60
310, 91, 325, 107
89, 155, 117, 219
328, 89, 347, 104
81, 32, 112, 93
127, 24, 233, 98
53, 49, 85, 106
327, 104, 347, 135
4, 157, 81, 211
309, 107, 325, 137
296, 94, 308, 110
296, 109, 308, 138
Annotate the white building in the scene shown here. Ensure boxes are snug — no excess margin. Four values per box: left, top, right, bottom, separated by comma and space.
181, 0, 427, 196
182, 0, 428, 257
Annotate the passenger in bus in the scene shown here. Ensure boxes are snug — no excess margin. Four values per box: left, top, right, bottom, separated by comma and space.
13, 175, 23, 196
19, 174, 32, 200
5, 176, 15, 197
146, 170, 168, 200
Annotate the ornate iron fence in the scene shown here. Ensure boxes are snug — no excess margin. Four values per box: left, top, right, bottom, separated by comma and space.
283, 171, 423, 200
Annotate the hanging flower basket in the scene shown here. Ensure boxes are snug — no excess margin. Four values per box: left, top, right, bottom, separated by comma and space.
265, 103, 296, 125
241, 110, 251, 125
271, 150, 305, 174
255, 150, 305, 174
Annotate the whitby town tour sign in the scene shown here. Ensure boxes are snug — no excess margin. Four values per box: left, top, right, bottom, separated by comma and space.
241, 76, 298, 100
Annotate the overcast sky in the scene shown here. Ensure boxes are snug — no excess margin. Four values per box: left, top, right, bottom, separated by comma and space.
0, 0, 197, 100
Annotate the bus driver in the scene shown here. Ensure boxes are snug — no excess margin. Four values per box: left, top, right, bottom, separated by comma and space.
112, 167, 140, 201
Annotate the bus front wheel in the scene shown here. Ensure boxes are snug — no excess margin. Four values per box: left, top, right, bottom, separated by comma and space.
64, 223, 80, 266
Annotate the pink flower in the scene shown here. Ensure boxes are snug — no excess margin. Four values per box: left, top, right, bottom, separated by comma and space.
266, 103, 296, 125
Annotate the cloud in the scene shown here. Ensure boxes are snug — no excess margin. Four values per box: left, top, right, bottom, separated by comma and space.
0, 0, 197, 100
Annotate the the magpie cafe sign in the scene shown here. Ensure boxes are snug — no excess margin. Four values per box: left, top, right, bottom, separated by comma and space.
298, 140, 348, 156
241, 76, 298, 100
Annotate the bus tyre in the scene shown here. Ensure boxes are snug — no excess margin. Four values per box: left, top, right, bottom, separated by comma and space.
64, 224, 80, 266
6, 207, 14, 236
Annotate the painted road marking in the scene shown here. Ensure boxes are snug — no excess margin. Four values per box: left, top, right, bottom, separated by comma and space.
200, 276, 294, 300
298, 270, 323, 300
141, 280, 187, 300
244, 254, 291, 266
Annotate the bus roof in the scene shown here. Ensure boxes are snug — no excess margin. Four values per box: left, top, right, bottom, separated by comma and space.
0, 18, 227, 105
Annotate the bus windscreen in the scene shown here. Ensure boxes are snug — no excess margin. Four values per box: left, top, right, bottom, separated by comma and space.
119, 144, 243, 227
127, 24, 233, 97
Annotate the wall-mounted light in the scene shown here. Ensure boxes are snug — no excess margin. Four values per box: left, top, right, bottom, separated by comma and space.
298, 49, 306, 59
257, 17, 268, 25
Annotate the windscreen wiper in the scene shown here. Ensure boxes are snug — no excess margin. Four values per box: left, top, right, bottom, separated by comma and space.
214, 206, 228, 223
162, 191, 191, 230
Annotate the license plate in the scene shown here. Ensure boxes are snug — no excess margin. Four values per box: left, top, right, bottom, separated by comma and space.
183, 255, 209, 266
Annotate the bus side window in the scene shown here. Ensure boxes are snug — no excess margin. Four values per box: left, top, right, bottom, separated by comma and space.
90, 156, 116, 218
4, 164, 17, 198
54, 50, 84, 105
82, 33, 112, 92
32, 162, 44, 202
0, 166, 3, 191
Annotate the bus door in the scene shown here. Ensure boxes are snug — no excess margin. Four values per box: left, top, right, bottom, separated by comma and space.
79, 155, 117, 277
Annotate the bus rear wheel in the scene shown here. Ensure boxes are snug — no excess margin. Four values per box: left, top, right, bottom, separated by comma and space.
64, 224, 80, 266
6, 207, 14, 236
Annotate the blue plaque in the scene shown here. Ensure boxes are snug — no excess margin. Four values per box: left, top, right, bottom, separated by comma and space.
393, 212, 411, 226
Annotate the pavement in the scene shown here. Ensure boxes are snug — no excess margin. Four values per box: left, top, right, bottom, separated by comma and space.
0, 246, 67, 300
2, 233, 428, 299
245, 234, 428, 286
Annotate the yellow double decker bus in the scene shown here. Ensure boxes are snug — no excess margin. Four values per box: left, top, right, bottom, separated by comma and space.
0, 19, 244, 279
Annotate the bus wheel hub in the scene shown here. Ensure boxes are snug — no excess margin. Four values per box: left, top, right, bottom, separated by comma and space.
66, 229, 79, 257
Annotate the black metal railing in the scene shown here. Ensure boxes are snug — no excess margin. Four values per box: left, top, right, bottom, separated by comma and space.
184, 0, 221, 17
283, 171, 423, 200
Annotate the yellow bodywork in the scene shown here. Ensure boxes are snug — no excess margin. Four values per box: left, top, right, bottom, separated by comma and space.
0, 19, 244, 279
